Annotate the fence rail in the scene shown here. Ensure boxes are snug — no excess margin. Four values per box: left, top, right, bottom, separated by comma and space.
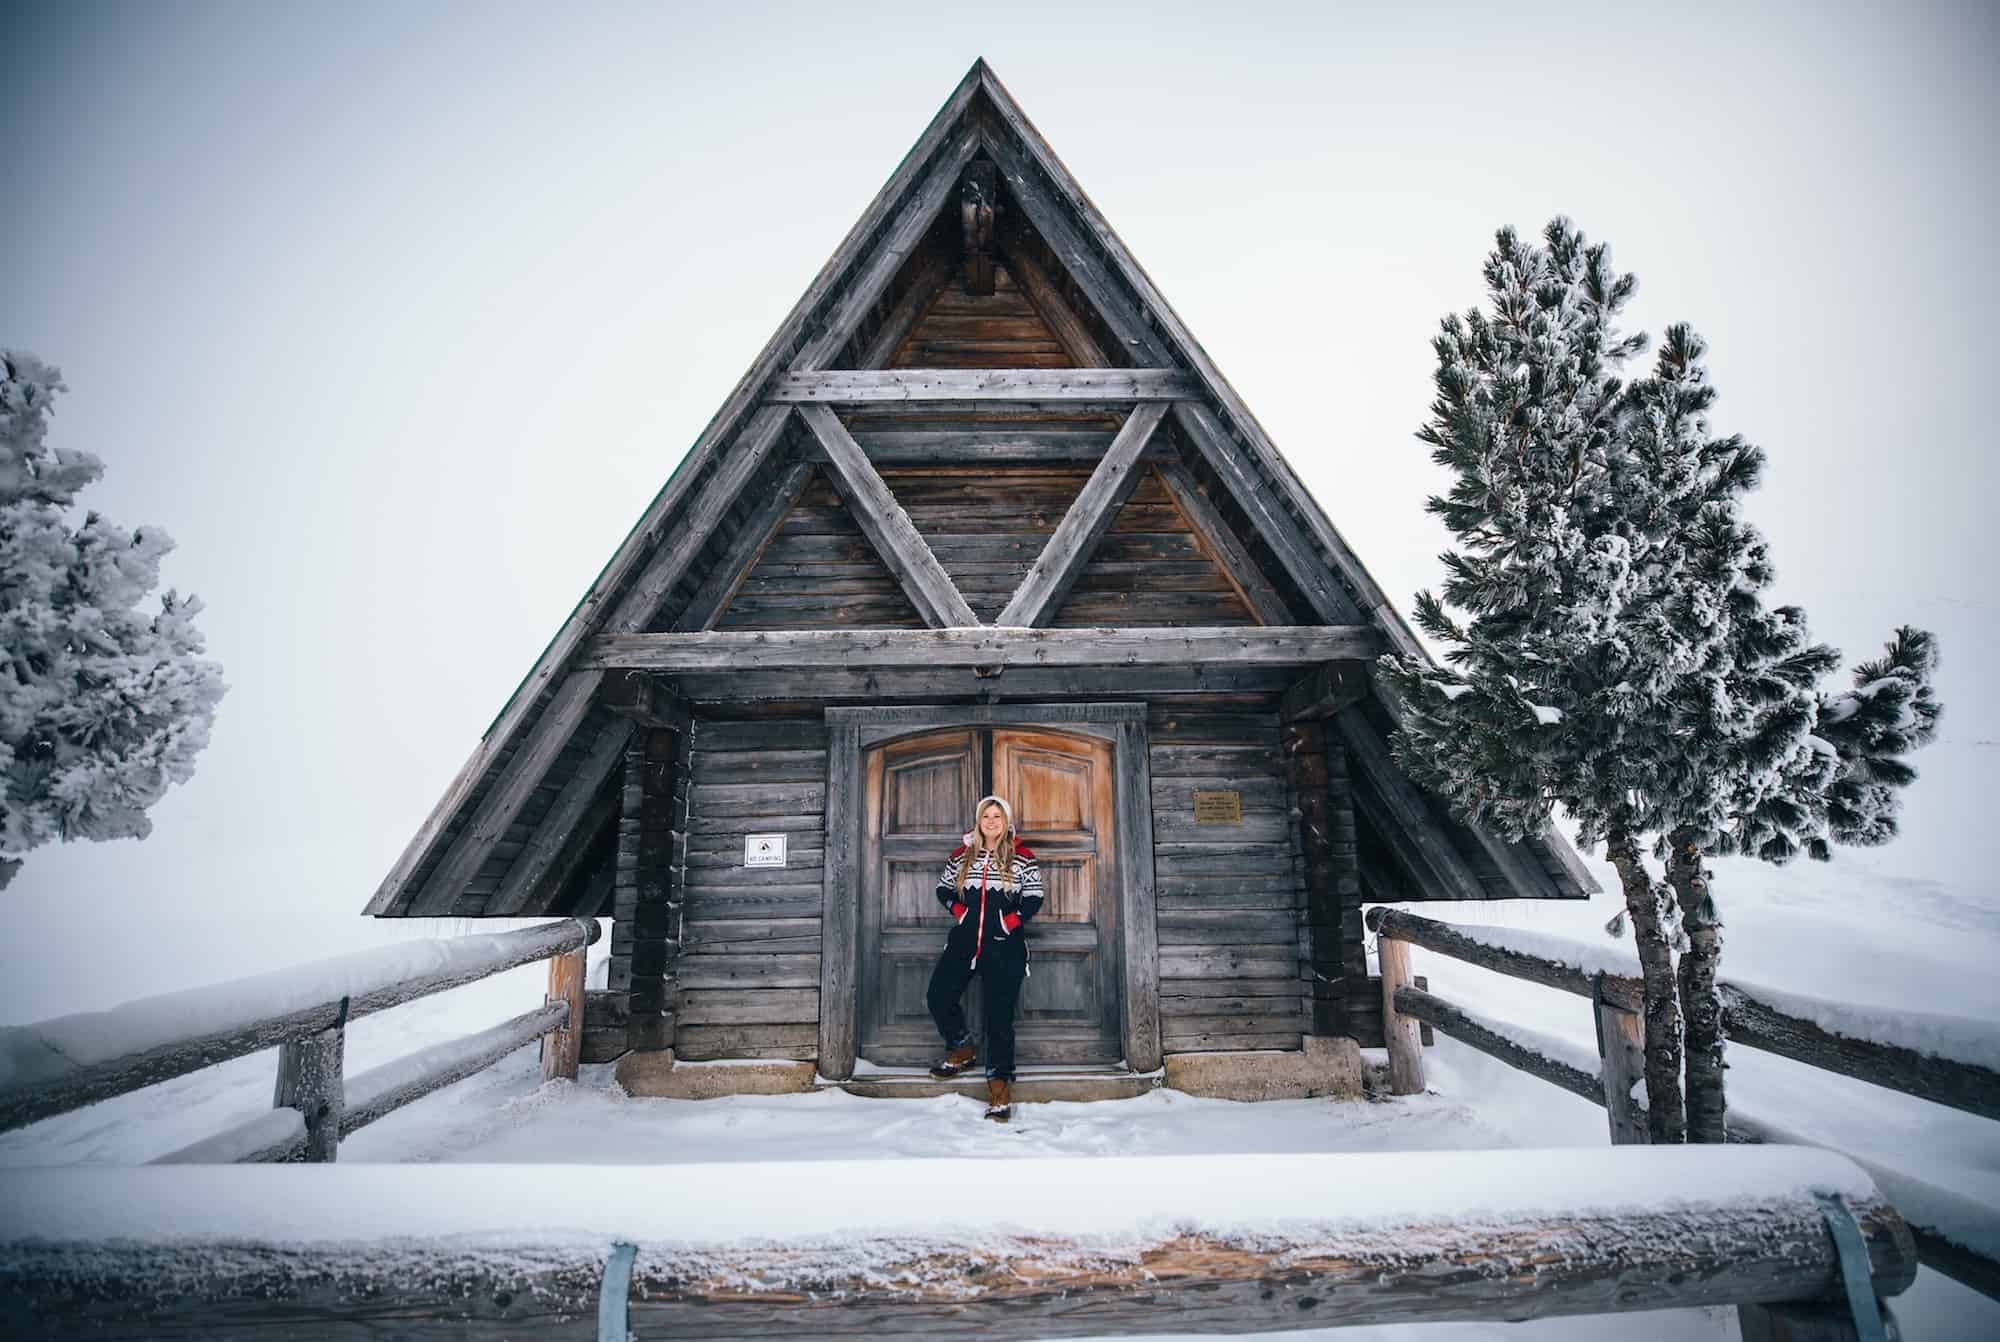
1366, 905, 2000, 1305
0, 919, 599, 1162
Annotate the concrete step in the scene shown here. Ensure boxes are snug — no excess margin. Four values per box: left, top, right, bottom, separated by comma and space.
836, 1066, 1160, 1102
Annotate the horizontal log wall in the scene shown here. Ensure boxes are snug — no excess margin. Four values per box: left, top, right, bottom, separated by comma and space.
1148, 701, 1304, 1053
678, 715, 830, 1060
1050, 467, 1255, 628
715, 462, 1258, 631
889, 264, 1075, 369
713, 471, 926, 630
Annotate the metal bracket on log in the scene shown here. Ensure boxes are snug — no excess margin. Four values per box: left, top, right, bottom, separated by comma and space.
599, 1241, 637, 1342
960, 160, 997, 295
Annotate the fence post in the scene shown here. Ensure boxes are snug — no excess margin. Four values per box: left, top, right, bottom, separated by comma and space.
273, 996, 346, 1162
1380, 936, 1425, 1094
542, 946, 587, 1082
1595, 974, 1647, 1146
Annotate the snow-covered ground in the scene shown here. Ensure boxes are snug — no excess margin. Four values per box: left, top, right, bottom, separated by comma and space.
3, 845, 1996, 1340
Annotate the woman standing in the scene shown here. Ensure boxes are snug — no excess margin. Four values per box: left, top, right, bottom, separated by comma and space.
926, 794, 1042, 1122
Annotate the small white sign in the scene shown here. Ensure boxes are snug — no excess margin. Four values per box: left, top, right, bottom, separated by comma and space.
744, 833, 788, 868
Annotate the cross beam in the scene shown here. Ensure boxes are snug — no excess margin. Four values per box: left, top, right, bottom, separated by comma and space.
793, 405, 979, 628
581, 625, 1384, 672
768, 368, 1199, 402
996, 403, 1169, 627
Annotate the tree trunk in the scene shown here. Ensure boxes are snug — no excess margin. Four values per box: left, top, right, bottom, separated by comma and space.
1605, 824, 1685, 1144
1668, 828, 1727, 1143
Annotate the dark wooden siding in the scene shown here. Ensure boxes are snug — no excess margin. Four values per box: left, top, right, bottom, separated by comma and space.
712, 470, 925, 631
677, 715, 829, 1060
1147, 702, 1305, 1053
877, 466, 1084, 622
1052, 468, 1255, 627
889, 265, 1074, 369
865, 465, 1252, 627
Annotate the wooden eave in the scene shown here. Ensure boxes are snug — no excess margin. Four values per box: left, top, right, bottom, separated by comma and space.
363, 59, 1592, 919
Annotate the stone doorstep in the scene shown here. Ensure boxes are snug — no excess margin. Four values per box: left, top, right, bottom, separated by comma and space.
615, 1038, 1363, 1103
838, 1068, 1160, 1103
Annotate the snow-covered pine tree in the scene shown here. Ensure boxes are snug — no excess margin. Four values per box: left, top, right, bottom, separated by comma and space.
0, 352, 226, 888
1378, 219, 1701, 1142
1616, 323, 1837, 1143
1666, 624, 1942, 1139
1609, 326, 1941, 1144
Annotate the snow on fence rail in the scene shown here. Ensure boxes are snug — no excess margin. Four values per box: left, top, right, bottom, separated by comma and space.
0, 1147, 1917, 1339
1366, 905, 2000, 1302
0, 918, 599, 1160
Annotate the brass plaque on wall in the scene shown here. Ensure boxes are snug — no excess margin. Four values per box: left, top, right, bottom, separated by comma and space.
1192, 790, 1242, 825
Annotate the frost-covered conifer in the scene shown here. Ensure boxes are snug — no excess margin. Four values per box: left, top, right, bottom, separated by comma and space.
1384, 224, 1943, 1146
1379, 219, 1696, 1141
0, 352, 226, 888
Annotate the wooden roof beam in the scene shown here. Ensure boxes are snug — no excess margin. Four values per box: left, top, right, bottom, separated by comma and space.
582, 624, 1383, 672
853, 254, 952, 371
769, 368, 1198, 403
996, 403, 1169, 627
794, 404, 980, 629
483, 714, 631, 917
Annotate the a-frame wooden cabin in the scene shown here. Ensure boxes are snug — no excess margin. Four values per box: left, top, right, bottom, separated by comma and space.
364, 61, 1594, 1097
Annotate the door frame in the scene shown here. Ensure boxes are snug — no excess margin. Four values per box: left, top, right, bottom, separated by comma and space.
818, 703, 1160, 1079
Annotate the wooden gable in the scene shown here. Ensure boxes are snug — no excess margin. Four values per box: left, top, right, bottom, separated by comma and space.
364, 60, 1594, 922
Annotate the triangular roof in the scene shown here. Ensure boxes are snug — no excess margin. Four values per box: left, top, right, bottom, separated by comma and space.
364, 60, 1594, 918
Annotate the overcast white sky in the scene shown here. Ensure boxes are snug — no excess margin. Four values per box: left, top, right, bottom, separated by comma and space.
4, 1, 1995, 1021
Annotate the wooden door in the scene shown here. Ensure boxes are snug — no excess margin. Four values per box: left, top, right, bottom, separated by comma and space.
858, 730, 984, 1065
994, 729, 1121, 1064
857, 726, 1121, 1067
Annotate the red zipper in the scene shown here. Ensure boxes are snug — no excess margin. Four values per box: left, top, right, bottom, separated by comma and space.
972, 856, 989, 967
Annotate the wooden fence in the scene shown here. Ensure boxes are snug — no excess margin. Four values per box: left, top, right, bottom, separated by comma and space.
0, 918, 599, 1163
1367, 905, 2000, 1307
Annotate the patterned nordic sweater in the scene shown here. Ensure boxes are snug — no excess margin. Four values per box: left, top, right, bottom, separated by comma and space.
934, 846, 1043, 964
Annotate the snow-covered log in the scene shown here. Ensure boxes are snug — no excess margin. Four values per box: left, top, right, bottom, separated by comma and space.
0, 1148, 1916, 1339
1366, 906, 1646, 1010
1719, 980, 2000, 1121
1367, 907, 2000, 1119
0, 919, 599, 1134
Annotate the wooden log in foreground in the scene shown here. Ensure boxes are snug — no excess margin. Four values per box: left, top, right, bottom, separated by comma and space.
0, 1150, 1916, 1339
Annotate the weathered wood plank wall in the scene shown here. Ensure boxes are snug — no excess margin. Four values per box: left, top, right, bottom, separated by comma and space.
678, 715, 829, 1060
889, 265, 1075, 369
713, 471, 927, 631
608, 728, 684, 1054
1147, 701, 1305, 1053
713, 463, 1254, 631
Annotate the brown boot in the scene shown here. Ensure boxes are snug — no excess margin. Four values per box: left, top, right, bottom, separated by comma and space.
929, 1042, 976, 1079
984, 1077, 1012, 1123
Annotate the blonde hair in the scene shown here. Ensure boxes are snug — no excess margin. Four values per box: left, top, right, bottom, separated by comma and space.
955, 800, 1016, 892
